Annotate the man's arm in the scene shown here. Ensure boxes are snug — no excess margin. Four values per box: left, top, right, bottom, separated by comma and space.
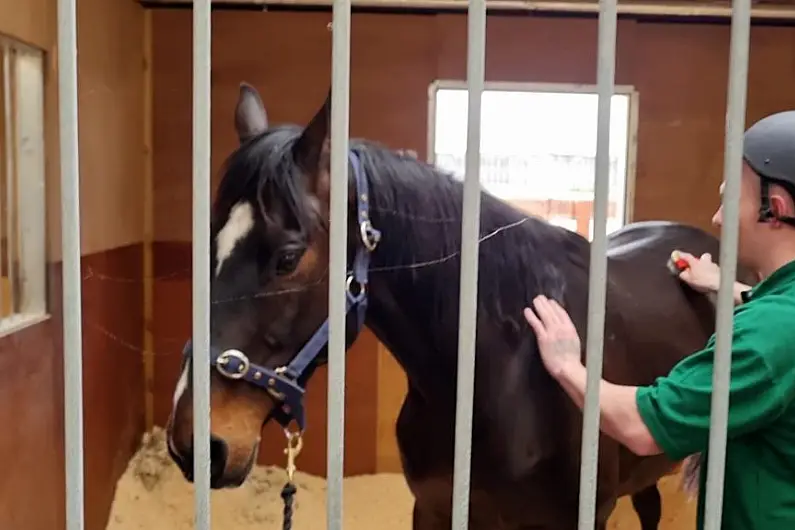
551, 360, 661, 456
551, 326, 783, 461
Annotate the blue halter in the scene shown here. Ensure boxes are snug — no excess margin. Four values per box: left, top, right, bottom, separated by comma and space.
181, 151, 380, 433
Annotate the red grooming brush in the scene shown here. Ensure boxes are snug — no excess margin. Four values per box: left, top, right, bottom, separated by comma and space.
667, 250, 690, 275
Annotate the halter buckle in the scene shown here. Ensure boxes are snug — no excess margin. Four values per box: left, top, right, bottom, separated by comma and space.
215, 349, 250, 380
346, 274, 367, 302
360, 220, 380, 252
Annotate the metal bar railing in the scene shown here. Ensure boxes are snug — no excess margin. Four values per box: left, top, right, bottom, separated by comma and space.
451, 0, 486, 527
578, 0, 618, 528
703, 0, 751, 528
327, 1, 353, 529
57, 0, 85, 528
191, 0, 213, 528
2, 44, 11, 319
7, 46, 17, 318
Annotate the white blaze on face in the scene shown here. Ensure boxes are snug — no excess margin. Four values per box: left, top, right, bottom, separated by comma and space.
215, 201, 255, 277
172, 358, 190, 409
168, 358, 190, 456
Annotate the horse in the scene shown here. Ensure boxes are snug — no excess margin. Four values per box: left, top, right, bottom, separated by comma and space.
165, 82, 756, 529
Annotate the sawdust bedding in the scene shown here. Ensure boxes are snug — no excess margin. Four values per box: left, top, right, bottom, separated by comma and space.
106, 427, 696, 529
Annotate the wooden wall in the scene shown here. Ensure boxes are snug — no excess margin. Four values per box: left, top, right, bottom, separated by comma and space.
0, 0, 146, 529
149, 7, 795, 480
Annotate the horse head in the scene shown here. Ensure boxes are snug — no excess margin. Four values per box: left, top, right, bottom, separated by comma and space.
166, 83, 376, 488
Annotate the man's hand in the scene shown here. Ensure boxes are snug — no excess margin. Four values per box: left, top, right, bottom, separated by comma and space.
675, 251, 721, 293
523, 294, 661, 457
523, 295, 583, 377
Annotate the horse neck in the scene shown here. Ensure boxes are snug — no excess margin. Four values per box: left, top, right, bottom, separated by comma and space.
352, 151, 588, 396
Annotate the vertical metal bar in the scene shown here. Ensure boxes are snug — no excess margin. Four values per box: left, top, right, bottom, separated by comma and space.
2, 45, 11, 317
703, 1, 751, 528
327, 1, 352, 529
57, 0, 85, 527
192, 0, 212, 528
6, 47, 16, 316
5, 48, 15, 316
451, 0, 486, 527
578, 0, 617, 527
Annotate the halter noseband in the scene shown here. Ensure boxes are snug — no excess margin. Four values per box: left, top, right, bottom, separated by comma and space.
181, 151, 380, 433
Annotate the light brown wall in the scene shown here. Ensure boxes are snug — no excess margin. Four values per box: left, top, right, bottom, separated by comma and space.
44, 0, 145, 259
1, 0, 145, 262
0, 0, 146, 529
150, 8, 795, 479
150, 10, 795, 243
0, 0, 52, 50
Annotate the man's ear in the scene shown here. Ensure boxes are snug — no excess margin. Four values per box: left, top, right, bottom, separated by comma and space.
769, 193, 792, 221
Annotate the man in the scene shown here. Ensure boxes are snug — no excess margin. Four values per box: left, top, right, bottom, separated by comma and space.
523, 110, 795, 530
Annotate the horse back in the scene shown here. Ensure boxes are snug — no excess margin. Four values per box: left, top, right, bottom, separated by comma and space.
598, 219, 756, 386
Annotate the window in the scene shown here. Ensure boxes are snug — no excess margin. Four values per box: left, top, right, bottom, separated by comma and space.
0, 36, 48, 335
428, 81, 637, 240
549, 216, 578, 232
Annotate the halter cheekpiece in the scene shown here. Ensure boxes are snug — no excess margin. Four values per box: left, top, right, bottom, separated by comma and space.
180, 151, 379, 434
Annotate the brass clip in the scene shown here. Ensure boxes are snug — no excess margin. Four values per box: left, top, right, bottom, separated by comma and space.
284, 431, 303, 482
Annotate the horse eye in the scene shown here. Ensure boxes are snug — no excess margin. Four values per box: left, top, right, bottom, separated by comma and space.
274, 248, 303, 276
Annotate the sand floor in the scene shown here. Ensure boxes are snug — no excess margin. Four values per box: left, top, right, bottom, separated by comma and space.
107, 427, 696, 530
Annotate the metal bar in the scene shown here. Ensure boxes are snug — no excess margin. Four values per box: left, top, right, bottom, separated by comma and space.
6, 47, 16, 316
57, 0, 85, 527
2, 45, 11, 318
139, 0, 795, 21
451, 0, 486, 527
703, 0, 751, 528
191, 0, 212, 528
327, 0, 352, 528
578, 0, 617, 526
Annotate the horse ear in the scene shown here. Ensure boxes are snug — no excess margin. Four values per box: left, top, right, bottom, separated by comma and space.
235, 82, 268, 143
293, 89, 331, 173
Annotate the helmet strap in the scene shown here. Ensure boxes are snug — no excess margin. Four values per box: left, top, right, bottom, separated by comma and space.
758, 178, 775, 221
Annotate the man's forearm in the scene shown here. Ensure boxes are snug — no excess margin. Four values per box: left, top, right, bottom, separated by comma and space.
551, 360, 660, 456
706, 273, 750, 306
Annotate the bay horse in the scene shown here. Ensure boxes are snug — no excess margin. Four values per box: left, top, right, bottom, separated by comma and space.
165, 83, 756, 529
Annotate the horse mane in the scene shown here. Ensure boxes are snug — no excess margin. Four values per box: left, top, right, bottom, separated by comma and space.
355, 143, 591, 347
215, 123, 591, 348
212, 125, 318, 237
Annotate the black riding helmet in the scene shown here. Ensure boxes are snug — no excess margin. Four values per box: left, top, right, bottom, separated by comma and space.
743, 110, 795, 226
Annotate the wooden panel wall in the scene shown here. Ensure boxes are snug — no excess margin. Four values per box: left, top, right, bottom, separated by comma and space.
0, 0, 147, 528
149, 8, 795, 478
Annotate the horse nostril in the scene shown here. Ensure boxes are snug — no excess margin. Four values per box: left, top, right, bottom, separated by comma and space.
209, 435, 229, 485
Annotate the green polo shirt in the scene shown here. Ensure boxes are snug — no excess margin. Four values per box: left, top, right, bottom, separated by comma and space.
636, 259, 795, 530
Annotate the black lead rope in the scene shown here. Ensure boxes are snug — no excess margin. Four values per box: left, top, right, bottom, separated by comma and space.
281, 482, 297, 530
281, 431, 303, 530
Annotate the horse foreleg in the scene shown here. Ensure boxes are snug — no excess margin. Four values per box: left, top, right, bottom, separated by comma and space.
630, 484, 662, 530
412, 502, 451, 530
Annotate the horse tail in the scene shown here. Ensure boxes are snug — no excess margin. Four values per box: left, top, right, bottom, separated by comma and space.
680, 453, 702, 499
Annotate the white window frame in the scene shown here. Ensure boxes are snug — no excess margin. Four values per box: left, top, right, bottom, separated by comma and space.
0, 35, 49, 336
426, 80, 640, 228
